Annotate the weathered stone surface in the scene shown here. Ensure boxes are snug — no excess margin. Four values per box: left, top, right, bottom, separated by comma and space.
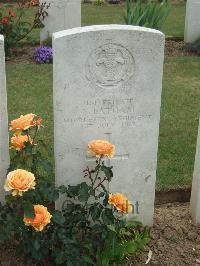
184, 0, 200, 43
190, 119, 200, 224
53, 25, 165, 226
40, 0, 81, 42
0, 35, 9, 203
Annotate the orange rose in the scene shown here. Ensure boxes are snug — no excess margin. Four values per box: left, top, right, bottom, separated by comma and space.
24, 205, 52, 232
88, 140, 115, 158
4, 169, 36, 196
108, 193, 133, 214
10, 114, 35, 133
10, 135, 29, 151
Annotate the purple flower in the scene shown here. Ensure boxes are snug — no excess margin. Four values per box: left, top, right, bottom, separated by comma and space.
34, 46, 53, 64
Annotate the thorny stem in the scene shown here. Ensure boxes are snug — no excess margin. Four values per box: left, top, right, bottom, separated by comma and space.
93, 156, 102, 187
94, 176, 107, 190
25, 129, 31, 142
32, 126, 38, 145
83, 166, 93, 184
83, 158, 103, 216
30, 126, 39, 175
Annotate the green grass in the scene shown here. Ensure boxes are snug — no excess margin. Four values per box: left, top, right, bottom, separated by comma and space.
6, 64, 53, 145
157, 57, 200, 190
82, 3, 186, 38
162, 3, 186, 37
17, 2, 186, 44
6, 57, 200, 190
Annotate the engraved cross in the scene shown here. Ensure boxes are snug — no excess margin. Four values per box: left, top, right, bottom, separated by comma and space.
96, 48, 125, 81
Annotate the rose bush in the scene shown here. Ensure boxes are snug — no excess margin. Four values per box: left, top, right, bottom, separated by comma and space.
0, 114, 150, 265
0, 0, 50, 55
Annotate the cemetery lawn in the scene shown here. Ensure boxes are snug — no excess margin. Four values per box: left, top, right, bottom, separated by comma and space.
6, 56, 200, 191
82, 2, 186, 38
26, 2, 185, 43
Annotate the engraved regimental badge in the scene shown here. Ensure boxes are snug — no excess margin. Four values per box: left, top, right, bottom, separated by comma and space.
86, 43, 135, 90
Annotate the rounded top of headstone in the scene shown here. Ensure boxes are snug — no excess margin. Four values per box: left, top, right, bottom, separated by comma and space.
188, 0, 199, 2
53, 24, 165, 40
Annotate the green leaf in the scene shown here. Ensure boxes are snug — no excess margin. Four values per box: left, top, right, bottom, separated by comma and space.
107, 224, 116, 233
98, 192, 105, 198
55, 251, 66, 264
38, 158, 53, 174
90, 204, 101, 221
52, 211, 65, 225
126, 219, 142, 228
24, 202, 35, 219
119, 228, 132, 237
33, 239, 40, 251
94, 164, 101, 172
78, 182, 90, 202
101, 209, 114, 225
67, 184, 80, 197
82, 256, 94, 265
58, 185, 68, 194
101, 165, 113, 181
103, 194, 109, 206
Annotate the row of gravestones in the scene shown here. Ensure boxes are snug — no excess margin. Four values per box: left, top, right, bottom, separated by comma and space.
39, 0, 200, 44
0, 0, 199, 226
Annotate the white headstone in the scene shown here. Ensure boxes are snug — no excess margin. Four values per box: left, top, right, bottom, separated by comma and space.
40, 0, 81, 42
53, 25, 165, 226
190, 119, 200, 224
184, 0, 200, 43
0, 35, 9, 203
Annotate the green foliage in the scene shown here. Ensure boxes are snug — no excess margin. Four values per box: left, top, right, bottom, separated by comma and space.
41, 36, 52, 47
0, 1, 50, 56
0, 116, 150, 265
96, 226, 150, 265
124, 0, 170, 30
95, 0, 105, 6
9, 121, 54, 181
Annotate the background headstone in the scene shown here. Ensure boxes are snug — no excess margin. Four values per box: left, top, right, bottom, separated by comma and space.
184, 0, 200, 43
53, 25, 165, 226
190, 119, 200, 224
0, 35, 9, 203
40, 0, 81, 42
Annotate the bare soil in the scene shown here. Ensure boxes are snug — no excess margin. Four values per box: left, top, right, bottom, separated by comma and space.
165, 39, 197, 57
129, 203, 200, 266
6, 45, 35, 64
5, 39, 198, 64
